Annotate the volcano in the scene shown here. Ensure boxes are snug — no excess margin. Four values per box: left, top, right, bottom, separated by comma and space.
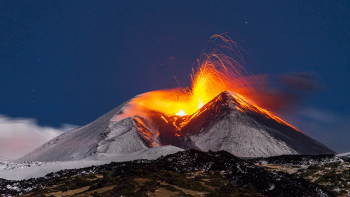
174, 91, 335, 156
17, 91, 335, 162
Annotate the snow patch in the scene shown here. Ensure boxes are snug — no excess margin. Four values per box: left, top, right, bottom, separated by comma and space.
0, 146, 183, 180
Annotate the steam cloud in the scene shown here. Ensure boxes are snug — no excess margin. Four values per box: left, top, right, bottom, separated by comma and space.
0, 115, 77, 160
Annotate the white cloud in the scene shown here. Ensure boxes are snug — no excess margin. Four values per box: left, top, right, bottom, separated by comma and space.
0, 115, 78, 160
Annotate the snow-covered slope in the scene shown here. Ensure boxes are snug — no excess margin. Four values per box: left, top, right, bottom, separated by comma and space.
17, 100, 159, 162
18, 91, 335, 162
1, 145, 183, 180
0, 156, 9, 162
337, 152, 350, 157
177, 92, 336, 157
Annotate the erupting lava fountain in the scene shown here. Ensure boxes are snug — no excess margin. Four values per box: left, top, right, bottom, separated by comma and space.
17, 35, 335, 162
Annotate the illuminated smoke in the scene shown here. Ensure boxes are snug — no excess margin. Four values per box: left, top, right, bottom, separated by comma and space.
112, 34, 306, 132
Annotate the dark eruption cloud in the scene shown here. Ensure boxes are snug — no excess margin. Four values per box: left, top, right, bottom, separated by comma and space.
278, 72, 324, 92
238, 72, 324, 113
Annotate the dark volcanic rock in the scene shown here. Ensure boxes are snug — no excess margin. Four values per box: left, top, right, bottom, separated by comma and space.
158, 150, 334, 197
0, 150, 334, 197
249, 154, 340, 166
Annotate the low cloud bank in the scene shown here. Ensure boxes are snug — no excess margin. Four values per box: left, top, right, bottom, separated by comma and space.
0, 115, 78, 160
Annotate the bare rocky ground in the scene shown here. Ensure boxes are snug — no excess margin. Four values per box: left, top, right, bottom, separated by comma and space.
21, 169, 264, 197
250, 155, 350, 196
1, 150, 336, 197
257, 162, 350, 196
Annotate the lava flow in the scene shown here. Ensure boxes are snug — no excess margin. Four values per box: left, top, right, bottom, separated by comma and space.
120, 34, 299, 133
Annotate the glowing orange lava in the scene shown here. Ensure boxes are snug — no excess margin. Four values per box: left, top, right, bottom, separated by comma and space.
176, 110, 187, 116
131, 35, 253, 115
126, 34, 299, 132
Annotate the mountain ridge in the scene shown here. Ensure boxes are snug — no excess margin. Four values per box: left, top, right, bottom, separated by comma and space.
176, 91, 335, 156
17, 91, 335, 162
16, 99, 153, 162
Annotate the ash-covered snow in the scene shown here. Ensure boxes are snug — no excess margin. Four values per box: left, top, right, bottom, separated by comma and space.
180, 91, 335, 157
16, 100, 157, 162
96, 117, 150, 154
0, 145, 183, 180
336, 152, 350, 162
249, 154, 342, 166
337, 152, 350, 157
0, 161, 56, 171
187, 112, 297, 157
0, 156, 9, 162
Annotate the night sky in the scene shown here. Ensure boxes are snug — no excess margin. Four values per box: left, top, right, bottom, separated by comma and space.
1, 1, 350, 158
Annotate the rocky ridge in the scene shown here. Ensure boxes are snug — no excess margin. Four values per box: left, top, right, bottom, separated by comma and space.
1, 150, 334, 197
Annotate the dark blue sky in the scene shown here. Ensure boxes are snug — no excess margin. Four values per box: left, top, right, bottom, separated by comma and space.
1, 1, 349, 152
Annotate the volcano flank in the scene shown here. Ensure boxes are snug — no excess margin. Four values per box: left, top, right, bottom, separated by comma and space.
17, 91, 335, 162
